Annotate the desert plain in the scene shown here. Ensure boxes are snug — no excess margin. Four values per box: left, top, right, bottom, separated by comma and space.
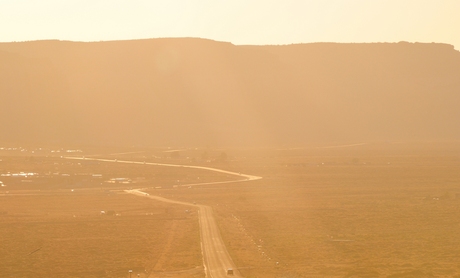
1, 142, 460, 278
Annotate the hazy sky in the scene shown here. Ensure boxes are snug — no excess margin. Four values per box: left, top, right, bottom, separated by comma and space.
1, 0, 459, 49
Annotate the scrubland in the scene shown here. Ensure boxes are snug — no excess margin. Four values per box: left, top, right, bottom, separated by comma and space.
1, 143, 460, 277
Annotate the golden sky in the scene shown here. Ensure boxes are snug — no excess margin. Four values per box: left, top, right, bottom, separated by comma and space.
1, 0, 459, 49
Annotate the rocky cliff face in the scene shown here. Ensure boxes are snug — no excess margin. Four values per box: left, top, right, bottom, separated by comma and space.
1, 39, 459, 147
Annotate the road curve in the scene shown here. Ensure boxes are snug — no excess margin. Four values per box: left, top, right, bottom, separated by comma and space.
64, 156, 261, 182
64, 156, 261, 277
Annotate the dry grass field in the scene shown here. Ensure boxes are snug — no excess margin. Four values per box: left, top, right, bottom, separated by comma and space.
0, 191, 203, 277
152, 143, 460, 277
1, 143, 460, 277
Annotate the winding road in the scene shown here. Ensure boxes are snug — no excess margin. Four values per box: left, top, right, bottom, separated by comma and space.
64, 156, 262, 277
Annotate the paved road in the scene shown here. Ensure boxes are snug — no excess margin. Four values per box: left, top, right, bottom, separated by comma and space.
64, 156, 262, 277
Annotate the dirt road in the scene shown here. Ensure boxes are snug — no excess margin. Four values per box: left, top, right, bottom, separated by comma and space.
65, 156, 261, 277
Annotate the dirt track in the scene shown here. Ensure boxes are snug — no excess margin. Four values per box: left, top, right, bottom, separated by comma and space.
65, 156, 262, 277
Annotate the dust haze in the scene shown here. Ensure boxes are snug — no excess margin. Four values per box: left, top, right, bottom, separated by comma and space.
1, 39, 460, 277
1, 39, 460, 147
